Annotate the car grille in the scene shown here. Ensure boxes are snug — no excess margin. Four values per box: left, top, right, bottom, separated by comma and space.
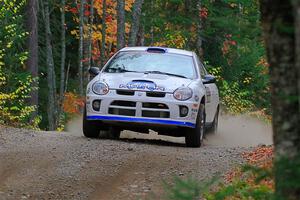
116, 90, 135, 96
146, 92, 166, 98
108, 108, 136, 116
142, 110, 170, 118
108, 101, 170, 119
116, 90, 166, 98
142, 102, 168, 109
111, 100, 136, 107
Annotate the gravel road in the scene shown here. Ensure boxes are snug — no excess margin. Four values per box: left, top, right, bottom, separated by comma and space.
0, 115, 272, 200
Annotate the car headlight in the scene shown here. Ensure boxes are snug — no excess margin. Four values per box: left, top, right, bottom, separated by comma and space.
92, 82, 109, 95
173, 87, 193, 101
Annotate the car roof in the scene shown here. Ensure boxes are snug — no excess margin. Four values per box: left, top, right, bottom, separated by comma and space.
119, 46, 194, 57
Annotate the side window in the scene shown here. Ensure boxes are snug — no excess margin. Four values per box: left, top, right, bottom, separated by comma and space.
196, 56, 207, 78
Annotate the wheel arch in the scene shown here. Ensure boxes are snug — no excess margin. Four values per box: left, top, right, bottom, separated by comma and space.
200, 96, 205, 105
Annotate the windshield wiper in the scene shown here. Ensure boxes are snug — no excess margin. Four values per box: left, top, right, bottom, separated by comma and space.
144, 71, 188, 79
118, 68, 142, 73
108, 66, 142, 73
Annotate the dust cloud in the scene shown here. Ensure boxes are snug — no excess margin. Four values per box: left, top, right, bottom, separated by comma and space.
66, 117, 83, 136
66, 114, 273, 147
205, 115, 273, 147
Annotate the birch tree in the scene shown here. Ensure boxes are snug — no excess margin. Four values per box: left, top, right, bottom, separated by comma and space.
87, 0, 94, 72
78, 0, 85, 96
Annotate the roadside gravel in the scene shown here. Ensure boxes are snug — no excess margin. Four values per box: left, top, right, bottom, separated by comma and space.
0, 125, 250, 200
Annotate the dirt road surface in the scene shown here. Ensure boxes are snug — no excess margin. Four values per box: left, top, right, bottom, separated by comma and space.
0, 115, 272, 200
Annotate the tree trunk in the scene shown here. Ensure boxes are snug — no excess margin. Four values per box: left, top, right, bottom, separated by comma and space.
100, 0, 107, 67
128, 0, 144, 46
294, 2, 300, 116
58, 0, 66, 121
78, 0, 85, 96
136, 24, 144, 46
196, 0, 204, 59
64, 61, 71, 94
150, 0, 154, 45
43, 0, 57, 131
87, 0, 94, 80
117, 0, 125, 49
25, 0, 38, 118
185, 0, 192, 49
184, 0, 192, 14
260, 0, 300, 199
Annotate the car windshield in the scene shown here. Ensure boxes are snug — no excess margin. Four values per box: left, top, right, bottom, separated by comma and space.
104, 51, 196, 79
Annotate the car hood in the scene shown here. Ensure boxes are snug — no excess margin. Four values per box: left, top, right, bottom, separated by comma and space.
97, 72, 194, 93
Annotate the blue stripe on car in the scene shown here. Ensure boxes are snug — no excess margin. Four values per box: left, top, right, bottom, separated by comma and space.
86, 115, 195, 128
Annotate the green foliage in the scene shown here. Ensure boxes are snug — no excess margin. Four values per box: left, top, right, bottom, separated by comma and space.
164, 177, 201, 200
220, 80, 254, 113
206, 181, 273, 200
141, 0, 270, 115
164, 166, 274, 200
164, 176, 217, 200
203, 0, 270, 114
0, 0, 40, 129
274, 156, 300, 200
207, 66, 254, 114
205, 166, 274, 200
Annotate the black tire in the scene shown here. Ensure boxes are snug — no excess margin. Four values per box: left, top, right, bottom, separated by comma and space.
185, 104, 205, 147
108, 127, 121, 139
83, 106, 101, 138
211, 107, 219, 134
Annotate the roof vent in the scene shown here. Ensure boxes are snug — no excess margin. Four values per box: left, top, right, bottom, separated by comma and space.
146, 47, 167, 53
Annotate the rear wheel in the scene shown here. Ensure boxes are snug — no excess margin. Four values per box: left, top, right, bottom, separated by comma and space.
185, 104, 205, 147
83, 106, 101, 138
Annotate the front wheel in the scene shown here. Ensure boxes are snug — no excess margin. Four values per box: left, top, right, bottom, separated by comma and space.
185, 104, 205, 148
83, 106, 101, 138
108, 127, 121, 139
211, 107, 219, 134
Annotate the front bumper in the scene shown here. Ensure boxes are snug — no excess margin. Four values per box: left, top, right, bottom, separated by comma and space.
87, 115, 196, 128
86, 89, 198, 128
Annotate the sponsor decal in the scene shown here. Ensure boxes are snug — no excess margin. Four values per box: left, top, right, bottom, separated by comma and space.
191, 108, 198, 119
191, 108, 198, 113
119, 81, 165, 91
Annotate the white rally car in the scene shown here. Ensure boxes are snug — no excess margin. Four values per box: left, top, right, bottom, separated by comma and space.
83, 47, 219, 147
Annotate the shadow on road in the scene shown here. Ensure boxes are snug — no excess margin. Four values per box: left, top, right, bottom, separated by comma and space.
119, 137, 186, 147
67, 114, 273, 148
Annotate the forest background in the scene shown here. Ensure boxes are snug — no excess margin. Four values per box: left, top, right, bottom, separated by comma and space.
0, 0, 269, 131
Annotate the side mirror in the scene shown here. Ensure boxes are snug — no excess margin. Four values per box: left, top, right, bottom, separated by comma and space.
202, 74, 216, 84
88, 67, 100, 76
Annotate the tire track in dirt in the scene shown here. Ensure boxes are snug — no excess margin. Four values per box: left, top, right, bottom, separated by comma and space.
91, 152, 179, 200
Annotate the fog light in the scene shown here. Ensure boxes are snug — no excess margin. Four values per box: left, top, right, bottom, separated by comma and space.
92, 100, 101, 111
179, 106, 189, 117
